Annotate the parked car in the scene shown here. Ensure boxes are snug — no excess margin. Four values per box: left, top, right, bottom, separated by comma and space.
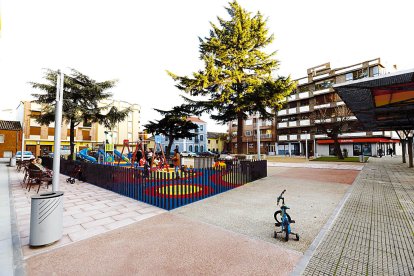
219, 154, 234, 160
180, 151, 198, 157
199, 151, 219, 157
14, 151, 35, 161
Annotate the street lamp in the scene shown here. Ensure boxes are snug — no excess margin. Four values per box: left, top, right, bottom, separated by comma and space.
305, 130, 308, 159
256, 112, 261, 160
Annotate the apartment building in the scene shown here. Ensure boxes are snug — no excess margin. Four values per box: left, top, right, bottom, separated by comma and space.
227, 58, 400, 157
20, 100, 140, 156
276, 58, 399, 157
228, 116, 276, 154
160, 117, 208, 154
207, 132, 227, 153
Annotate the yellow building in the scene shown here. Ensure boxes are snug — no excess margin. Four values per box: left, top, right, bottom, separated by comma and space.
207, 132, 226, 153
21, 100, 140, 157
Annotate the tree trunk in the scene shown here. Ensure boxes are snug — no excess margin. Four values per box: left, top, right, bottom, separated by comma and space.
236, 112, 244, 154
408, 137, 413, 168
166, 135, 174, 161
332, 134, 344, 159
70, 119, 75, 160
401, 139, 407, 163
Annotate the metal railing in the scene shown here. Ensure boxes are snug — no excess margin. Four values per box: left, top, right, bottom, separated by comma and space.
43, 158, 267, 210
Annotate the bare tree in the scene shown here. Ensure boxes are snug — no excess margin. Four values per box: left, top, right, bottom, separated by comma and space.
312, 105, 353, 159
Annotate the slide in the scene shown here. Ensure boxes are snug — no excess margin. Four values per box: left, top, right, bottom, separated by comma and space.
114, 149, 130, 162
79, 148, 97, 163
98, 149, 114, 163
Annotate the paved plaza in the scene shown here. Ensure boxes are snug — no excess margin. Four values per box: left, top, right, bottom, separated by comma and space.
1, 156, 414, 275
8, 165, 165, 259
302, 157, 414, 275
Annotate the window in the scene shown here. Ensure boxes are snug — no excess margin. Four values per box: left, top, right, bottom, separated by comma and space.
199, 125, 203, 131
200, 135, 203, 141
0, 134, 4, 143
195, 145, 199, 152
165, 136, 169, 141
128, 112, 133, 121
189, 136, 192, 141
189, 145, 193, 152
345, 73, 353, 81
127, 122, 133, 131
83, 119, 92, 127
201, 146, 204, 152
298, 85, 309, 92
245, 119, 252, 126
128, 133, 132, 141
245, 130, 252, 136
208, 140, 211, 144
3, 151, 12, 158
354, 69, 368, 80
175, 137, 179, 140
372, 66, 379, 77
315, 79, 335, 90
216, 139, 218, 144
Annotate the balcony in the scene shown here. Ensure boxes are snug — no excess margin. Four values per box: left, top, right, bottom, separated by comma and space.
339, 132, 367, 137
289, 134, 298, 140
278, 109, 287, 116
299, 106, 310, 113
314, 118, 332, 124
288, 121, 298, 127
299, 119, 310, 126
278, 122, 287, 128
287, 94, 297, 102
300, 134, 310, 140
254, 133, 273, 140
314, 103, 330, 110
288, 107, 297, 114
313, 88, 330, 96
278, 135, 288, 141
315, 134, 328, 138
372, 131, 383, 136
298, 91, 310, 99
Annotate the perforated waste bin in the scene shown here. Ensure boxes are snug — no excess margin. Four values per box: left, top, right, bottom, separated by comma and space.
29, 191, 64, 246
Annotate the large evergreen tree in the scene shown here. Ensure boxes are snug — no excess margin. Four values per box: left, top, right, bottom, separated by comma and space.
168, 1, 296, 154
144, 106, 199, 158
31, 68, 130, 159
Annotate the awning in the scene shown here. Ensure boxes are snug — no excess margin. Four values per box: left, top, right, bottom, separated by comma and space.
334, 69, 414, 131
317, 138, 400, 144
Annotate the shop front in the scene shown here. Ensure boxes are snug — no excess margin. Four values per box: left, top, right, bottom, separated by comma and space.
317, 138, 399, 157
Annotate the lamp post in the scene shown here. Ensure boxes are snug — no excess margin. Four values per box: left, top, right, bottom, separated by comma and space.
52, 70, 64, 192
305, 131, 308, 160
256, 113, 261, 160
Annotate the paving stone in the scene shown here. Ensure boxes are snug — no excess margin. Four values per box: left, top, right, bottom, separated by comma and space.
303, 158, 414, 275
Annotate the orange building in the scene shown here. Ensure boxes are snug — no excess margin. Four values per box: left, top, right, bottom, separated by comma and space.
0, 120, 22, 161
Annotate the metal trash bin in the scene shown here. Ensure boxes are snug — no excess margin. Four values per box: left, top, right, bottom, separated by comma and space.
359, 155, 364, 163
9, 157, 16, 167
29, 191, 64, 246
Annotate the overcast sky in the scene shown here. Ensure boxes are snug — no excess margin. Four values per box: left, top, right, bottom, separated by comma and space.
1, 0, 413, 132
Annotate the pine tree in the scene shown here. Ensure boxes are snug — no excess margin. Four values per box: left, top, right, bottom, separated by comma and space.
168, 1, 296, 154
144, 106, 199, 158
31, 69, 130, 159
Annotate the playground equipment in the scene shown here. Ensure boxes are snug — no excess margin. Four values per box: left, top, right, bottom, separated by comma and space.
78, 148, 97, 163
114, 149, 129, 162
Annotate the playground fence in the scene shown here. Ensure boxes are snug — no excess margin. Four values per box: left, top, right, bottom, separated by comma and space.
42, 157, 267, 210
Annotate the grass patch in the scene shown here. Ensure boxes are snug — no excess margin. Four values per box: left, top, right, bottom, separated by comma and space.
312, 156, 368, 162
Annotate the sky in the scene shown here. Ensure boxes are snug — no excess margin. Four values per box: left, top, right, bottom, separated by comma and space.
1, 0, 414, 132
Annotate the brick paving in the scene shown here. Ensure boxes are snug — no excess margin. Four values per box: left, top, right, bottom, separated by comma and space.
303, 157, 414, 275
9, 166, 166, 259
268, 161, 364, 171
